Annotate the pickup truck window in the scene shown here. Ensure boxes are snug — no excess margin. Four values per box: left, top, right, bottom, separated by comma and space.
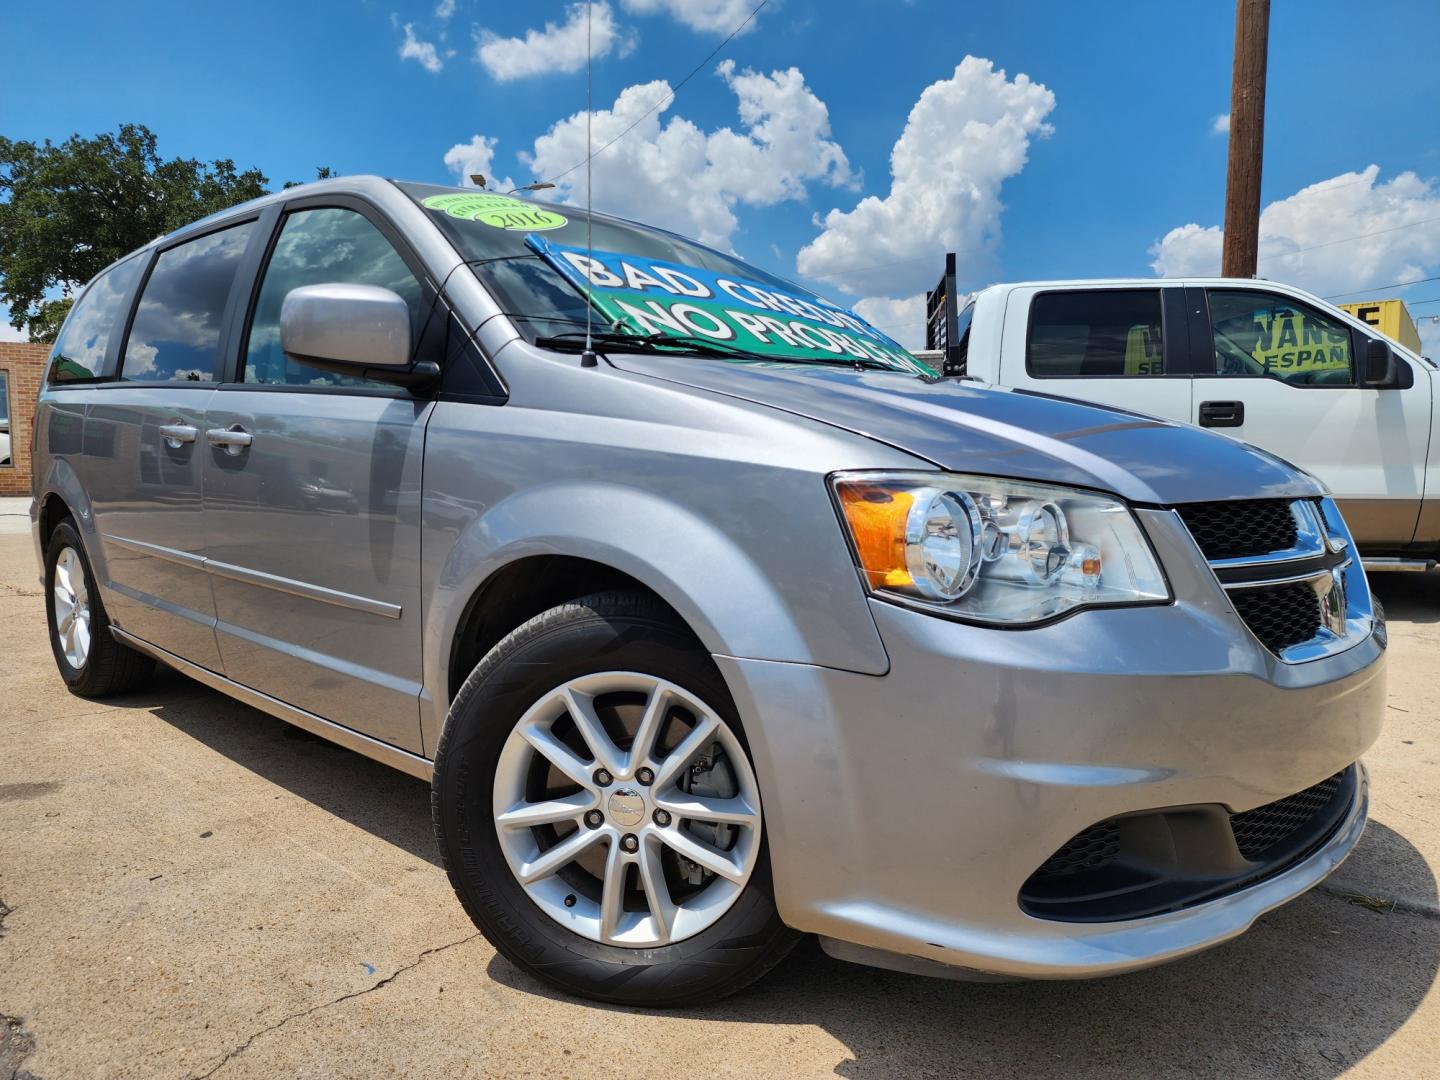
1027, 290, 1164, 378
1207, 290, 1354, 386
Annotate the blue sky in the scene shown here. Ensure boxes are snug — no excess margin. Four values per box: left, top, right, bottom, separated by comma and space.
5, 0, 1440, 349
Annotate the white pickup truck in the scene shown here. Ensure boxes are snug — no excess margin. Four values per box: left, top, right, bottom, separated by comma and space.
928, 278, 1438, 568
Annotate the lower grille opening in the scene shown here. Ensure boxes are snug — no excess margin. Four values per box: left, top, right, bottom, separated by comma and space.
1231, 772, 1344, 859
1020, 767, 1355, 922
1231, 582, 1324, 655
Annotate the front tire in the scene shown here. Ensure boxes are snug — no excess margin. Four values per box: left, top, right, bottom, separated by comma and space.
44, 520, 155, 698
431, 590, 799, 1006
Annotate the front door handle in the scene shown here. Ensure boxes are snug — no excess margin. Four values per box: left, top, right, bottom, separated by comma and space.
1198, 400, 1245, 428
207, 425, 255, 456
159, 422, 198, 449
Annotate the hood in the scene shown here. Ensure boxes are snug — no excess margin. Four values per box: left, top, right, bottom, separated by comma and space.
608, 355, 1324, 505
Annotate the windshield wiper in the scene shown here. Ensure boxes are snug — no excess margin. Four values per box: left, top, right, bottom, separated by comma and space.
534, 330, 771, 363
534, 330, 905, 372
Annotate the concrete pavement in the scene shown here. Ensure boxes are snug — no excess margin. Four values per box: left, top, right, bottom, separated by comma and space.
2, 528, 1439, 1079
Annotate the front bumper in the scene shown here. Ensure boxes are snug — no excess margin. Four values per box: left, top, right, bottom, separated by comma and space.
717, 510, 1386, 979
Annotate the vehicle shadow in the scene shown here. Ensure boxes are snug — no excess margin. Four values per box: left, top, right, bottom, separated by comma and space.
135, 666, 438, 866
133, 666, 1437, 1078
483, 818, 1438, 1077
1370, 571, 1440, 624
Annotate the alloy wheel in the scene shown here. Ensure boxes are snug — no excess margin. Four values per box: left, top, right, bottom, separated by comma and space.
52, 546, 92, 670
492, 671, 762, 947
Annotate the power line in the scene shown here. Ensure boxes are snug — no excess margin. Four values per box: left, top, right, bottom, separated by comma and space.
1324, 275, 1440, 300
541, 0, 767, 188
1258, 215, 1440, 265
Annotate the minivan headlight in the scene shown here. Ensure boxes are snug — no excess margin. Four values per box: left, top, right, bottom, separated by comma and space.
832, 472, 1170, 625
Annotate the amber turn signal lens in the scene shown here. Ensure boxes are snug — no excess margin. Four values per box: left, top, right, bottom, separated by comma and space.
836, 483, 915, 590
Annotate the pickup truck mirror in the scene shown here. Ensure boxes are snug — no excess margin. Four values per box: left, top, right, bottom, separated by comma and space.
280, 283, 438, 389
1361, 336, 1413, 390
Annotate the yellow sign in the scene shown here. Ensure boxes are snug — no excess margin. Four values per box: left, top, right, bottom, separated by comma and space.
1123, 324, 1163, 375
1339, 299, 1422, 353
1212, 305, 1352, 376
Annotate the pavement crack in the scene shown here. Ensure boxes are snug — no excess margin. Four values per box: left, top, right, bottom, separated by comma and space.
189, 932, 481, 1079
1318, 883, 1440, 920
0, 898, 11, 938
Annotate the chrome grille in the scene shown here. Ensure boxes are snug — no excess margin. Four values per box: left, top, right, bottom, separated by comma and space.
1174, 500, 1299, 561
1173, 497, 1370, 663
1230, 581, 1324, 654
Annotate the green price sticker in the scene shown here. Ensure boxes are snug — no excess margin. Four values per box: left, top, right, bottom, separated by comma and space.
421, 193, 568, 231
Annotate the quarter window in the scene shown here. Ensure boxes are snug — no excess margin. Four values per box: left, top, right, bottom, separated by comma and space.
1207, 290, 1354, 386
1027, 290, 1165, 378
121, 223, 255, 383
242, 208, 423, 387
47, 254, 146, 382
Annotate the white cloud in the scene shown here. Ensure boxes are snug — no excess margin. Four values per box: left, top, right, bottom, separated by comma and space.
475, 1, 632, 82
516, 61, 853, 249
796, 56, 1055, 300
399, 23, 444, 72
620, 0, 765, 34
854, 294, 927, 350
442, 135, 516, 191
0, 322, 27, 343
1149, 166, 1440, 298
435, 0, 455, 18
1211, 112, 1231, 135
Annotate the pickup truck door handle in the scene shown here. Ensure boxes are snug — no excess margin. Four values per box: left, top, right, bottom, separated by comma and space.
206, 426, 255, 456
1198, 400, 1245, 428
158, 423, 198, 449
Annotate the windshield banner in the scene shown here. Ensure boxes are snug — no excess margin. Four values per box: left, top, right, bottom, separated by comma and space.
527, 236, 936, 376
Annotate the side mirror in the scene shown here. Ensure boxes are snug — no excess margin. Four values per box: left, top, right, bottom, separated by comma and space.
1362, 337, 1402, 388
280, 283, 437, 388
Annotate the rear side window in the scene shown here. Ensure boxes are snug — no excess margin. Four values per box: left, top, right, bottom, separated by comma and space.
1027, 290, 1165, 378
1207, 290, 1355, 386
120, 222, 255, 383
242, 208, 423, 387
47, 254, 146, 383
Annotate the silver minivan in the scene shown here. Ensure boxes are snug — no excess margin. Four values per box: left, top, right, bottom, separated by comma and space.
31, 176, 1385, 1005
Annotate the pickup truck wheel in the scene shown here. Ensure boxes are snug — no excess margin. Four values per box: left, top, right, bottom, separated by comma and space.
44, 521, 155, 698
431, 590, 799, 1006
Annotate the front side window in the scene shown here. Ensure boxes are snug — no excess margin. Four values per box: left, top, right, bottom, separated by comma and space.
1027, 290, 1165, 378
242, 208, 423, 387
1207, 290, 1354, 386
121, 222, 255, 383
48, 254, 146, 383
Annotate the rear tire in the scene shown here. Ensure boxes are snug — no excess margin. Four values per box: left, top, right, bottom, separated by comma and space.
44, 520, 155, 698
432, 590, 799, 1006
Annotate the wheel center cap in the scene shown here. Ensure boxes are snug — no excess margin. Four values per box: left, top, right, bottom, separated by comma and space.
607, 787, 645, 828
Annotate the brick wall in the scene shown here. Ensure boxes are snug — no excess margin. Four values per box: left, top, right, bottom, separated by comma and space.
0, 342, 51, 497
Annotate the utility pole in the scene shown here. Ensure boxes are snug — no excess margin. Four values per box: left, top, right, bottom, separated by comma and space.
1221, 0, 1270, 277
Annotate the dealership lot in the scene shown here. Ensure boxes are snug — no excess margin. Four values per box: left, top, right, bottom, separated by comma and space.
1, 526, 1438, 1079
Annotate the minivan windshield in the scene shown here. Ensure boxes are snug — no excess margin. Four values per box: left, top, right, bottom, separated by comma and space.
399, 182, 935, 377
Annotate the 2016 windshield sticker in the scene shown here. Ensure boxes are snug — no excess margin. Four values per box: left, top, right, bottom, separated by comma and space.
526, 237, 937, 376
421, 193, 568, 231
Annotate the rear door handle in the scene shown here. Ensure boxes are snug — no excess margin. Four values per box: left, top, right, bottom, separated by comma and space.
158, 423, 198, 449
206, 426, 254, 455
1198, 400, 1245, 428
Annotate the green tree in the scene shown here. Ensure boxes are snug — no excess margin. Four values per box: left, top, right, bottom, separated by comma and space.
0, 124, 280, 342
